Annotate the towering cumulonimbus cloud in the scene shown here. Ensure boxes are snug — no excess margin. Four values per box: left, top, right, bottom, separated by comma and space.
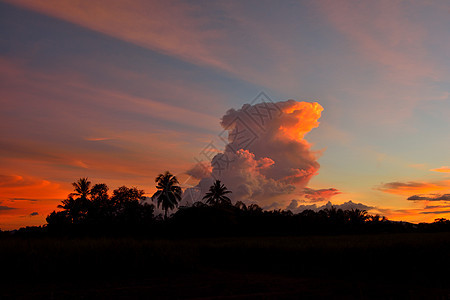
184, 99, 324, 206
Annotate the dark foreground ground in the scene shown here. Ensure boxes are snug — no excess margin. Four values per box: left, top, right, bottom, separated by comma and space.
2, 232, 450, 299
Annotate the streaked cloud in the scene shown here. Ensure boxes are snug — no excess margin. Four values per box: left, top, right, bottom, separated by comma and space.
0, 205, 16, 211
420, 210, 450, 215
408, 194, 450, 201
430, 166, 450, 173
376, 181, 450, 196
84, 137, 116, 142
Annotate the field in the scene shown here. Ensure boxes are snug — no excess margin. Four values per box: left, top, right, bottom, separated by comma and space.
2, 232, 450, 299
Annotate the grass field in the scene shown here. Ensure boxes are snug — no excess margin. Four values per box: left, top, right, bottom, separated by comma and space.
2, 232, 450, 298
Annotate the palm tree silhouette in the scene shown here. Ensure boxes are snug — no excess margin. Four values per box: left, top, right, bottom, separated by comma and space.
203, 180, 232, 206
58, 178, 92, 223
151, 171, 182, 220
71, 177, 91, 199
58, 195, 80, 223
347, 208, 368, 225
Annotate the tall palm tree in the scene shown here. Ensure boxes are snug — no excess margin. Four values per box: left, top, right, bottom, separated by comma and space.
203, 180, 232, 206
72, 177, 91, 199
59, 178, 92, 223
151, 171, 182, 220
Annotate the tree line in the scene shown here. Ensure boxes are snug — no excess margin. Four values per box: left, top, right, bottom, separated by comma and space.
9, 171, 445, 236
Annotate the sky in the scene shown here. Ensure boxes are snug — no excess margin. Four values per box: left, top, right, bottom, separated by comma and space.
1, 0, 450, 230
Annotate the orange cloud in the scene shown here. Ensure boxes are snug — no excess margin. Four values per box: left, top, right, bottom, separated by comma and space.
185, 100, 323, 207
279, 102, 323, 141
377, 181, 450, 196
430, 166, 450, 173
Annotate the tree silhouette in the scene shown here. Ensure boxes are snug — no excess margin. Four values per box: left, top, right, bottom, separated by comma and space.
203, 180, 232, 206
48, 178, 155, 232
44, 177, 413, 237
234, 201, 247, 211
90, 183, 108, 202
89, 183, 112, 223
151, 171, 182, 220
57, 178, 92, 223
247, 203, 262, 213
111, 186, 152, 225
347, 208, 368, 225
71, 177, 91, 199
57, 195, 81, 223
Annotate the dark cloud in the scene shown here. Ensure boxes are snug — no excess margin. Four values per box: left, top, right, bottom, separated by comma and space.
408, 194, 450, 201
29, 212, 39, 216
420, 210, 450, 215
424, 205, 450, 209
9, 198, 38, 202
286, 199, 301, 211
0, 205, 16, 211
381, 181, 429, 189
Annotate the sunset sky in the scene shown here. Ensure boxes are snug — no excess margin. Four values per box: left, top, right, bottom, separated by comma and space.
1, 0, 450, 230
